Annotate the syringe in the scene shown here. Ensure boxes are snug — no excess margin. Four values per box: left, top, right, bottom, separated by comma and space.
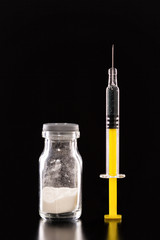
100, 45, 125, 220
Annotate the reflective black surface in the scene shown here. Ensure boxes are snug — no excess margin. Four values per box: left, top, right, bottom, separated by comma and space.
1, 208, 159, 240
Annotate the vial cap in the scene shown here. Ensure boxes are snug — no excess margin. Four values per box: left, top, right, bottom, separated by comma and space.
42, 123, 79, 132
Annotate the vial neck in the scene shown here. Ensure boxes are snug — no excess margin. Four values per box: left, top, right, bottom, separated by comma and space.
44, 139, 77, 153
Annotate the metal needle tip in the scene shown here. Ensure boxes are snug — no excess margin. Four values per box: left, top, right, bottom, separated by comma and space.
112, 44, 114, 69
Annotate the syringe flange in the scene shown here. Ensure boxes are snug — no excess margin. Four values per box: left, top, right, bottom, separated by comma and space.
100, 174, 125, 179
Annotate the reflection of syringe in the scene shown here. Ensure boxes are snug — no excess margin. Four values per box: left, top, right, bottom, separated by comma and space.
105, 219, 121, 240
100, 45, 125, 220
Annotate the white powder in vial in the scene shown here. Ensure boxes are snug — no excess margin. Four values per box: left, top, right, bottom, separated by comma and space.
42, 187, 78, 214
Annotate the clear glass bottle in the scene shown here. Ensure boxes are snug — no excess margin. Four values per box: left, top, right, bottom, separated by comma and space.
39, 123, 82, 221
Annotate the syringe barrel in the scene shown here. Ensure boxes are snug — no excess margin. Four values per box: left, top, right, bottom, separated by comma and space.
106, 68, 120, 177
100, 66, 125, 179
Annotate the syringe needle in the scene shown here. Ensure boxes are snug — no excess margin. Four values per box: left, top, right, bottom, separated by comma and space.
112, 44, 114, 69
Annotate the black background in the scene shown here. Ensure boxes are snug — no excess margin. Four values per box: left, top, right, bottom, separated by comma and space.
0, 1, 160, 239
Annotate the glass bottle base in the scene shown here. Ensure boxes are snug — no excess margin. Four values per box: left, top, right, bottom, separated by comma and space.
39, 209, 81, 221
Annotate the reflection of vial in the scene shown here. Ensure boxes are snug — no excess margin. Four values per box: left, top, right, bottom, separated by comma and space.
39, 123, 82, 220
38, 220, 83, 240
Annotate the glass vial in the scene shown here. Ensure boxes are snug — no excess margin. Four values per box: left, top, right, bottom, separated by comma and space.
39, 123, 82, 221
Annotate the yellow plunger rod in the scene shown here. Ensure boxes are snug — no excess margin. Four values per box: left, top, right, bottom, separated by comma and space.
109, 178, 117, 216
